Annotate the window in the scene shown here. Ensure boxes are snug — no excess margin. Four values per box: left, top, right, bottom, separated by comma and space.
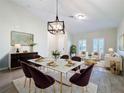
93, 38, 104, 53
78, 40, 87, 52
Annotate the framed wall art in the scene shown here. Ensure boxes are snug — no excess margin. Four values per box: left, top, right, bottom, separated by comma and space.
11, 31, 34, 46
119, 34, 124, 51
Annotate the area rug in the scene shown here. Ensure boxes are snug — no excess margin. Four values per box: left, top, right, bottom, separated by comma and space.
13, 76, 97, 93
95, 60, 105, 68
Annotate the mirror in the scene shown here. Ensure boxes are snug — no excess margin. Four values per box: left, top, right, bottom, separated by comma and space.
119, 34, 124, 51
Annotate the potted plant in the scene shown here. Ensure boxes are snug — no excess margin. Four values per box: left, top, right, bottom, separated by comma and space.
70, 45, 77, 56
52, 50, 60, 60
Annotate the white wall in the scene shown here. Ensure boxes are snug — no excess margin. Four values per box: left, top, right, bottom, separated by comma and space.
71, 28, 117, 54
117, 19, 124, 75
48, 33, 58, 57
117, 19, 124, 56
0, 0, 49, 69
0, 0, 71, 69
56, 31, 72, 55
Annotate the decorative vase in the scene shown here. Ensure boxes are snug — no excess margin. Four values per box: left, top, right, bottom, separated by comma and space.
54, 55, 59, 61
52, 50, 60, 61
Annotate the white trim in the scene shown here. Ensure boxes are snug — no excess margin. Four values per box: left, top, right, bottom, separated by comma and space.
9, 52, 11, 69
0, 67, 8, 71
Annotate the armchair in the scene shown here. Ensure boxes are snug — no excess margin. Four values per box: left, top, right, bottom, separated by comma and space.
92, 52, 101, 61
104, 53, 122, 71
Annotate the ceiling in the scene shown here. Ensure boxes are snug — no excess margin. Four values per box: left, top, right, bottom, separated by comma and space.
11, 0, 124, 33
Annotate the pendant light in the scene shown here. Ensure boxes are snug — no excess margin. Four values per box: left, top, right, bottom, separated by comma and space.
47, 0, 65, 35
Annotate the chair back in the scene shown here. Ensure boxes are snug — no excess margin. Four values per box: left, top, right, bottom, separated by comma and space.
33, 54, 41, 59
71, 56, 81, 71
82, 51, 86, 55
60, 55, 69, 59
93, 52, 99, 55
78, 64, 94, 86
71, 56, 81, 62
20, 61, 32, 78
32, 55, 44, 67
27, 65, 54, 89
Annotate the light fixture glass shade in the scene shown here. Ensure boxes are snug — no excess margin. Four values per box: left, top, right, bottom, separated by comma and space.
108, 48, 114, 52
14, 44, 21, 48
75, 13, 87, 20
14, 44, 21, 53
48, 20, 65, 34
47, 0, 65, 35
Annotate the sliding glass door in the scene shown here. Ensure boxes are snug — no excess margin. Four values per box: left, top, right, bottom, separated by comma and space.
93, 38, 104, 53
78, 40, 87, 53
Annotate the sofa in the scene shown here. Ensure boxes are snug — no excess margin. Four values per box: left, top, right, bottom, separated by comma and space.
104, 53, 122, 71
91, 52, 101, 61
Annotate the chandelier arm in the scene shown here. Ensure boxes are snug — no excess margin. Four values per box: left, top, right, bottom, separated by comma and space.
56, 0, 58, 18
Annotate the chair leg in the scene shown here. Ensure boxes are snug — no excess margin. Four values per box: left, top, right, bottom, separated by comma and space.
41, 89, 43, 93
82, 87, 84, 93
85, 86, 88, 92
24, 78, 27, 88
53, 83, 56, 93
35, 87, 37, 93
44, 89, 46, 93
29, 78, 31, 93
70, 83, 72, 93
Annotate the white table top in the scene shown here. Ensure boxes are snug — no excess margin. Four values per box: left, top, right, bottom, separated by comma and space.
28, 58, 84, 73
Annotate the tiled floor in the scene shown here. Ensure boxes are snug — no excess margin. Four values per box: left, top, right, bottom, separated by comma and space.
0, 67, 124, 93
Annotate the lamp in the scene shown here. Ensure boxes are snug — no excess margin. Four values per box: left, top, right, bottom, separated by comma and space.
108, 48, 114, 52
14, 44, 21, 53
47, 0, 65, 35
108, 48, 114, 55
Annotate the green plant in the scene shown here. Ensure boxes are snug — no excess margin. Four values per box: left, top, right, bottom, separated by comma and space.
70, 45, 77, 55
52, 50, 60, 59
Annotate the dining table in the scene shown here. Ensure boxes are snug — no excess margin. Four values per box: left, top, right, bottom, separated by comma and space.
28, 58, 84, 93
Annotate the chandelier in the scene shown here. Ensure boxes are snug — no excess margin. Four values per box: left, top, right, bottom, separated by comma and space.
47, 0, 65, 35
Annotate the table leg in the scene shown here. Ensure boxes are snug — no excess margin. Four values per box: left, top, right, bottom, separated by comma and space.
60, 72, 63, 93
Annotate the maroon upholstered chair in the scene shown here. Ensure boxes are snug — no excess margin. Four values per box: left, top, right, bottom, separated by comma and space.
80, 69, 86, 73
71, 56, 81, 71
32, 55, 43, 69
20, 61, 32, 92
60, 55, 69, 59
69, 64, 94, 93
27, 64, 56, 93
33, 54, 41, 58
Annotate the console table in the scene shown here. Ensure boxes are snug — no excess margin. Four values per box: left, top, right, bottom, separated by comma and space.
9, 52, 39, 69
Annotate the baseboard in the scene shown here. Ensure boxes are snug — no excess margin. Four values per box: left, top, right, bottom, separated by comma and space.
0, 67, 8, 71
